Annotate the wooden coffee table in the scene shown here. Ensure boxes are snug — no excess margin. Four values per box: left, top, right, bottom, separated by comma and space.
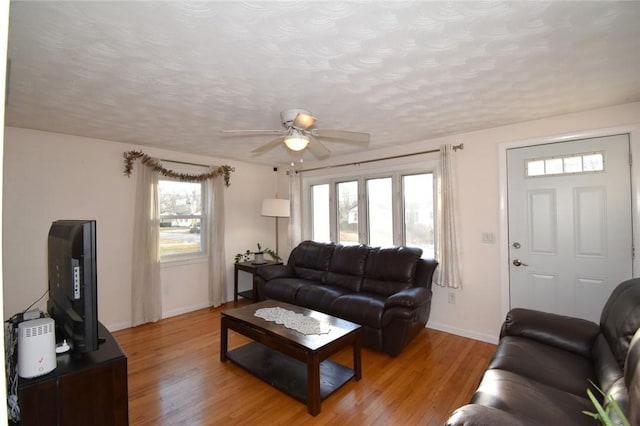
220, 300, 362, 416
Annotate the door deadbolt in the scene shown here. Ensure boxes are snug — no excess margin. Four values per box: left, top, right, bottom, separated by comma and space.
513, 242, 521, 249
512, 259, 528, 267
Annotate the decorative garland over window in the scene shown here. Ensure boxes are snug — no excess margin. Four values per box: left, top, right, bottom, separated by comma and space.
123, 150, 234, 187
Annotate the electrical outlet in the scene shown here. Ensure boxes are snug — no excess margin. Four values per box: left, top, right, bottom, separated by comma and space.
481, 232, 495, 244
448, 292, 456, 304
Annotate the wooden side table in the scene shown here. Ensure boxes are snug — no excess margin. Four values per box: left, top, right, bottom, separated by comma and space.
234, 260, 282, 302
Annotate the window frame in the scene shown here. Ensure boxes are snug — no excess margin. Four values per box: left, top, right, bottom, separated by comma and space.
302, 162, 436, 254
157, 177, 207, 263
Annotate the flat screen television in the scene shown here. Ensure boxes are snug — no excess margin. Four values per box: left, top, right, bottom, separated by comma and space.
47, 220, 99, 354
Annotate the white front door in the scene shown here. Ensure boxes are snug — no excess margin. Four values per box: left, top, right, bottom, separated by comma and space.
507, 134, 632, 322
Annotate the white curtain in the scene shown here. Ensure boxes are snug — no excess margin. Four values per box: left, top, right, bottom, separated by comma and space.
131, 164, 162, 326
206, 175, 227, 307
435, 144, 463, 289
288, 170, 302, 250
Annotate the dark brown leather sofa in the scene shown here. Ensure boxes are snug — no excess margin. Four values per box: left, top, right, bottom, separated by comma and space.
253, 240, 438, 356
446, 278, 640, 425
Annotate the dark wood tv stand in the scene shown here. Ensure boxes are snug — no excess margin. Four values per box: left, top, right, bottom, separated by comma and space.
17, 322, 128, 425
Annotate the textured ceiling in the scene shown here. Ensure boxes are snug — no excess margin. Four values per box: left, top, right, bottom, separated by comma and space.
6, 1, 640, 166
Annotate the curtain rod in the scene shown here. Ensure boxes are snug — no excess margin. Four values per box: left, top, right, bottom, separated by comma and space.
295, 143, 463, 173
159, 158, 211, 168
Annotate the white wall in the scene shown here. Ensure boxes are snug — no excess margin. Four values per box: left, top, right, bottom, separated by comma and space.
2, 127, 276, 330
286, 101, 640, 343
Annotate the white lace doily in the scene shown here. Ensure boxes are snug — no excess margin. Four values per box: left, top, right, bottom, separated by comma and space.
254, 307, 330, 335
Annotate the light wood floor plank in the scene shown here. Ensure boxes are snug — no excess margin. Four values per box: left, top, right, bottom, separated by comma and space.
114, 301, 496, 425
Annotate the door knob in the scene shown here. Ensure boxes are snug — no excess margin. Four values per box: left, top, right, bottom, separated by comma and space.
513, 259, 529, 267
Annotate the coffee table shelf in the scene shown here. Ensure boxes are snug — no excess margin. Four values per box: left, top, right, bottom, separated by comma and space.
226, 341, 355, 404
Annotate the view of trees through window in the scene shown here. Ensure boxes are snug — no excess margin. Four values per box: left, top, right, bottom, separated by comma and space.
311, 184, 330, 242
337, 181, 359, 245
367, 177, 393, 246
158, 180, 204, 258
403, 174, 434, 258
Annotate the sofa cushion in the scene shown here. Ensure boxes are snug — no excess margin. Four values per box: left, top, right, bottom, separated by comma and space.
624, 328, 640, 425
263, 278, 310, 304
291, 241, 335, 282
254, 264, 293, 281
325, 244, 369, 292
330, 293, 386, 328
501, 308, 599, 358
488, 336, 596, 397
446, 405, 526, 426
592, 334, 628, 416
362, 246, 422, 296
599, 278, 640, 368
294, 284, 351, 313
470, 369, 594, 425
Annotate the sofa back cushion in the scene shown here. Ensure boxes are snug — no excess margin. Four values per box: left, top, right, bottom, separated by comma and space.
600, 278, 640, 368
325, 244, 369, 292
592, 334, 629, 421
624, 328, 640, 426
362, 246, 422, 296
290, 240, 335, 282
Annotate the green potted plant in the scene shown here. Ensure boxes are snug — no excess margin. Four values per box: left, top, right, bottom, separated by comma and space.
234, 243, 281, 264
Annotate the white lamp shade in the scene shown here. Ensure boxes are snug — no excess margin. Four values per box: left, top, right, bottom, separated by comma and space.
261, 198, 290, 217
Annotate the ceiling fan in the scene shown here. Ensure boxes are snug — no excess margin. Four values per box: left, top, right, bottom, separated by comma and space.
222, 109, 370, 160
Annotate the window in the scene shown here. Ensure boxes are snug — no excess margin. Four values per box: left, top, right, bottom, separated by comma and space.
367, 177, 393, 246
403, 174, 434, 258
337, 181, 359, 245
526, 152, 604, 177
158, 179, 205, 259
311, 184, 330, 243
307, 170, 434, 257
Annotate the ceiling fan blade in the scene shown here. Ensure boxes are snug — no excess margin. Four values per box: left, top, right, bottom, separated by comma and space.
307, 136, 330, 160
222, 129, 284, 136
292, 113, 317, 130
251, 136, 285, 154
313, 129, 370, 144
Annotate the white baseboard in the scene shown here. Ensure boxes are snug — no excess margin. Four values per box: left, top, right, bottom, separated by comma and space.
162, 302, 210, 320
104, 302, 211, 333
105, 321, 131, 332
426, 321, 499, 345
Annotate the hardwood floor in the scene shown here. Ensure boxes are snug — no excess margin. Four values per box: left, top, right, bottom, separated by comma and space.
113, 301, 496, 425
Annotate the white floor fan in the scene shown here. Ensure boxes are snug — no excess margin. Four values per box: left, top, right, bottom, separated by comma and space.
222, 109, 370, 160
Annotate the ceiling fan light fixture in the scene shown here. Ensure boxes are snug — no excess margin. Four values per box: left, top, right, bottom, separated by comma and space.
284, 134, 309, 151
293, 113, 316, 130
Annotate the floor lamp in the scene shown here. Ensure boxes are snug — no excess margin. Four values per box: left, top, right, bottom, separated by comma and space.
261, 198, 291, 256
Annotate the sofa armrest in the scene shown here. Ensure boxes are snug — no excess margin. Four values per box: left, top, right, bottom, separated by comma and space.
384, 287, 430, 309
254, 264, 295, 281
414, 258, 438, 290
501, 308, 599, 358
445, 404, 525, 426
